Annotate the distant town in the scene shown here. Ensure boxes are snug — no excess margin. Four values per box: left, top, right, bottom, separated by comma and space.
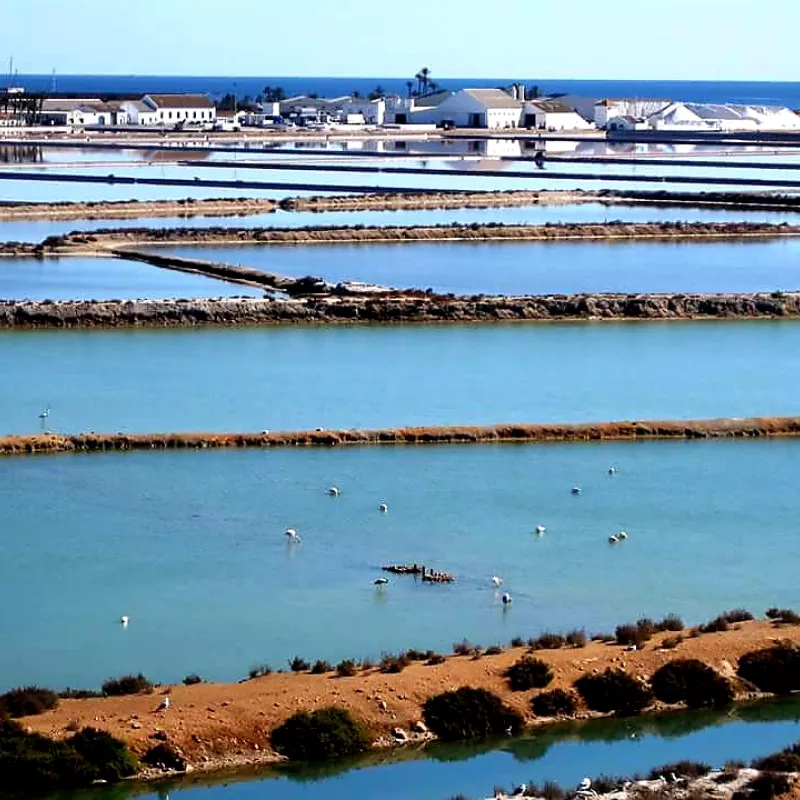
2, 73, 800, 135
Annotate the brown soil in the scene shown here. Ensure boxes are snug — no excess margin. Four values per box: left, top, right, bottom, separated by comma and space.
22, 621, 800, 774
1, 416, 799, 457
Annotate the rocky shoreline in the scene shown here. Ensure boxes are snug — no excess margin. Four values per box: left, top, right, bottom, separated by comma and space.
1, 416, 799, 457
1, 290, 798, 329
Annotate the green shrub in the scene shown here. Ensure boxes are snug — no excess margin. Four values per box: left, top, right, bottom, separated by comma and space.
270, 707, 371, 761
310, 660, 333, 674
531, 688, 578, 717
738, 644, 800, 694
289, 657, 310, 672
426, 653, 446, 666
505, 656, 553, 692
0, 686, 59, 718
722, 609, 754, 623
529, 632, 566, 650
651, 659, 734, 709
379, 653, 410, 673
0, 719, 137, 794
101, 674, 153, 697
510, 636, 525, 648
647, 760, 710, 780
565, 629, 587, 648
422, 687, 523, 741
182, 674, 203, 686
752, 743, 800, 773
615, 619, 657, 647
141, 742, 187, 771
405, 649, 428, 661
453, 639, 478, 656
248, 664, 272, 679
574, 669, 653, 715
660, 635, 683, 650
741, 771, 794, 800
484, 645, 504, 656
336, 659, 358, 677
656, 614, 685, 632
766, 608, 800, 625
69, 727, 139, 781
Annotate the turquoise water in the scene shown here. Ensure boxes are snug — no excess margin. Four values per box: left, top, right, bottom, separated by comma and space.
0, 256, 263, 300
163, 238, 800, 295
6, 203, 800, 244
2, 322, 800, 435
45, 699, 800, 800
2, 439, 799, 689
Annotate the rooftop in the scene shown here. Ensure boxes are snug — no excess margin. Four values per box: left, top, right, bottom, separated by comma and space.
463, 88, 521, 109
144, 94, 215, 109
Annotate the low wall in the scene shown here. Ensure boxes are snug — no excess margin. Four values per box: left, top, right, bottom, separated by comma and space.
2, 416, 799, 457
1, 291, 797, 328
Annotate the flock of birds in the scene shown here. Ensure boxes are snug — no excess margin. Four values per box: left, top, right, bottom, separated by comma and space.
278, 466, 627, 608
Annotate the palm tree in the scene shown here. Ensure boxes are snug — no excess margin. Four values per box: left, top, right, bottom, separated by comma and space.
368, 85, 386, 101
420, 67, 431, 93
415, 72, 424, 95
406, 80, 414, 98
428, 80, 439, 93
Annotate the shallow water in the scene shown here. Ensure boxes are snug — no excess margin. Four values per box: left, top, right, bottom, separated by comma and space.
2, 321, 800, 435
2, 439, 799, 689
162, 237, 800, 295
6, 162, 800, 202
6, 202, 800, 244
0, 256, 263, 300
42, 698, 800, 800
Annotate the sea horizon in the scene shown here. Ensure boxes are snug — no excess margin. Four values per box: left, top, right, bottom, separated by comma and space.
9, 74, 800, 108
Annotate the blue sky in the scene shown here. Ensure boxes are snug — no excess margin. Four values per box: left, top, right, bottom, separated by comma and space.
6, 0, 799, 80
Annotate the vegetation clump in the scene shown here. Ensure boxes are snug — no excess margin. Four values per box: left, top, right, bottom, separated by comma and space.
182, 674, 203, 686
650, 659, 734, 709
141, 742, 188, 772
289, 657, 311, 672
101, 674, 153, 697
529, 632, 566, 650
565, 629, 587, 648
646, 760, 711, 780
335, 659, 358, 677
248, 664, 272, 679
270, 707, 371, 761
531, 688, 578, 717
574, 669, 653, 715
504, 656, 553, 692
752, 743, 800, 773
738, 771, 794, 800
379, 653, 411, 673
0, 719, 137, 794
422, 687, 523, 741
0, 686, 58, 718
766, 607, 800, 625
738, 643, 800, 694
310, 660, 333, 674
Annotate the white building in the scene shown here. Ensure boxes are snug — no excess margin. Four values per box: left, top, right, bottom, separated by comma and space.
342, 97, 386, 125
120, 100, 160, 126
410, 88, 522, 129
522, 99, 595, 131
135, 94, 216, 126
595, 99, 671, 129
606, 115, 651, 132
39, 98, 103, 126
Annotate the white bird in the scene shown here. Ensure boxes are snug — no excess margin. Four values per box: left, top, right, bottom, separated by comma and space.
120, 616, 129, 627
535, 524, 546, 535
501, 592, 512, 605
608, 534, 620, 544
571, 486, 582, 495
374, 577, 389, 586
579, 778, 592, 792
511, 784, 528, 796
491, 575, 503, 587
326, 486, 340, 497
38, 406, 50, 420
156, 696, 170, 711
285, 528, 300, 540
378, 503, 388, 514
618, 530, 628, 540
608, 466, 617, 475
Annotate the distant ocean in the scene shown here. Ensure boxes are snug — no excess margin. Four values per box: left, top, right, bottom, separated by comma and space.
10, 75, 800, 107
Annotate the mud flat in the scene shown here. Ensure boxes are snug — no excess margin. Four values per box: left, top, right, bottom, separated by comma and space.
1, 290, 798, 329
1, 416, 799, 457
20, 620, 800, 776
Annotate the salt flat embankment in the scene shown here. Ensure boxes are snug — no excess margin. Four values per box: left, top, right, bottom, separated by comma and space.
2, 417, 799, 456
1, 291, 797, 328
